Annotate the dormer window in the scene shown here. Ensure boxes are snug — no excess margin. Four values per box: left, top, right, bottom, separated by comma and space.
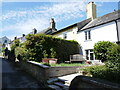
85, 30, 91, 41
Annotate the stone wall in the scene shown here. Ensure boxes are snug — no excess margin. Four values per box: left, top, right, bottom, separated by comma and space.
49, 66, 80, 77
18, 61, 82, 80
69, 75, 120, 90
18, 61, 49, 83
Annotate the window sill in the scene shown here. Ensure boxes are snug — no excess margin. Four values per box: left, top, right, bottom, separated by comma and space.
84, 39, 92, 42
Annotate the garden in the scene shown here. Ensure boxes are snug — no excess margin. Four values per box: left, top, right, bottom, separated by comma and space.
9, 33, 80, 65
8, 34, 120, 84
81, 41, 120, 84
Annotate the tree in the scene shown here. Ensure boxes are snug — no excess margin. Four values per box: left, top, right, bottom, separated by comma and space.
11, 39, 20, 50
94, 41, 117, 62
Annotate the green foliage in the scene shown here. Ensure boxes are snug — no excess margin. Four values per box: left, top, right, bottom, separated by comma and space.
50, 48, 56, 58
42, 50, 48, 58
11, 39, 20, 50
82, 62, 120, 84
94, 41, 117, 62
50, 63, 84, 67
23, 34, 79, 62
107, 45, 120, 60
8, 39, 21, 61
15, 46, 27, 61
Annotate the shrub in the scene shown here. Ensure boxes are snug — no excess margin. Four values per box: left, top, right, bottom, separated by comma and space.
82, 63, 120, 84
11, 39, 20, 50
107, 45, 120, 61
23, 34, 79, 62
8, 39, 20, 61
94, 41, 117, 62
15, 46, 27, 61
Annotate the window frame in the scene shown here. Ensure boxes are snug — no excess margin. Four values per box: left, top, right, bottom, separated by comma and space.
84, 30, 91, 41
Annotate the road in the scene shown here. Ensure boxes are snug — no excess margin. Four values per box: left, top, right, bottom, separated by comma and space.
1, 58, 47, 89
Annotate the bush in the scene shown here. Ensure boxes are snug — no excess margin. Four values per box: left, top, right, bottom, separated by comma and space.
82, 63, 120, 84
23, 34, 79, 62
8, 39, 20, 61
107, 45, 120, 61
11, 39, 20, 50
94, 41, 117, 62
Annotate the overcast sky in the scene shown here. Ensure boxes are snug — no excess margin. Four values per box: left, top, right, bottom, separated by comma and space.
1, 0, 120, 40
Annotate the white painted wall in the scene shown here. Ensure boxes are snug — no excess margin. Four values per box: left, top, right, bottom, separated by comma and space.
55, 26, 78, 40
77, 21, 118, 59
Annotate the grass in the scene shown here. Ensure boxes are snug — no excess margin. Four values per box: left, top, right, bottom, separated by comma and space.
40, 62, 86, 67
51, 63, 85, 67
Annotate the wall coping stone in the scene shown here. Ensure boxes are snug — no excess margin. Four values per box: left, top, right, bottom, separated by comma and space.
27, 61, 50, 69
70, 75, 120, 89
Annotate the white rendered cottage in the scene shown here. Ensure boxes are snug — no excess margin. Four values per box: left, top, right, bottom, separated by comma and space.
52, 2, 120, 61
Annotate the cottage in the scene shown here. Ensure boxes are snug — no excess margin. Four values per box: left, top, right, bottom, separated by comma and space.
52, 2, 120, 61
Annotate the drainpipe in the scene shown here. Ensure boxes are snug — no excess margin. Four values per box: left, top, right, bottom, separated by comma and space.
115, 20, 120, 44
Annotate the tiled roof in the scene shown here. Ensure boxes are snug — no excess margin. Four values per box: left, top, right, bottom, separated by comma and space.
38, 27, 57, 35
81, 10, 120, 31
52, 18, 91, 35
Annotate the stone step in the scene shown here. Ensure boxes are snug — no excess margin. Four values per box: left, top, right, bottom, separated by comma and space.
47, 78, 59, 84
47, 78, 65, 84
48, 85, 62, 90
54, 82, 69, 90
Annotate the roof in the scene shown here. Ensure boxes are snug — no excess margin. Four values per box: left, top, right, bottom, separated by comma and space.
81, 10, 120, 31
52, 18, 91, 35
38, 27, 57, 35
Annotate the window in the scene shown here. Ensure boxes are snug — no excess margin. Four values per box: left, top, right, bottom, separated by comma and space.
4, 40, 7, 43
63, 33, 67, 39
85, 49, 95, 60
85, 30, 91, 40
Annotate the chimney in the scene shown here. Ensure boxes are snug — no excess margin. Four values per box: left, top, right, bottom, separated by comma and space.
32, 28, 37, 34
86, 1, 97, 20
22, 34, 25, 37
14, 36, 17, 40
50, 18, 56, 29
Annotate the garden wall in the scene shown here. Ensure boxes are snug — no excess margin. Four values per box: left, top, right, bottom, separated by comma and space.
18, 61, 49, 83
69, 75, 120, 90
18, 61, 82, 80
49, 66, 80, 77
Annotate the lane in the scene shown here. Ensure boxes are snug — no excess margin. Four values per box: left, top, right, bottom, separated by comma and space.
1, 58, 46, 89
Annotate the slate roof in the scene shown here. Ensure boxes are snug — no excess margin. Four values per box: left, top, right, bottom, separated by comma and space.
52, 18, 91, 35
81, 10, 120, 31
38, 27, 57, 35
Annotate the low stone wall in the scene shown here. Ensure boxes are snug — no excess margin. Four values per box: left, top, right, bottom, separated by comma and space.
18, 61, 83, 80
49, 66, 80, 77
18, 61, 49, 83
69, 75, 120, 90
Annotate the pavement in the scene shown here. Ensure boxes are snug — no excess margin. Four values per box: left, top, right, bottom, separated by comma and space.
1, 58, 46, 89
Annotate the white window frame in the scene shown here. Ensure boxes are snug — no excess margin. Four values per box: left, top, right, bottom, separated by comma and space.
85, 30, 91, 41
85, 49, 95, 60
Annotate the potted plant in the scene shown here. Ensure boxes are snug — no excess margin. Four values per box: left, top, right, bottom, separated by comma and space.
42, 50, 49, 63
49, 48, 57, 64
42, 48, 58, 64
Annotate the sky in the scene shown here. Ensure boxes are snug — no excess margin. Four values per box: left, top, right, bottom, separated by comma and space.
0, 0, 120, 40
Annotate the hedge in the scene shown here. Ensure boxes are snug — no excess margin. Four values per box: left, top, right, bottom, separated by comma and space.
15, 34, 80, 63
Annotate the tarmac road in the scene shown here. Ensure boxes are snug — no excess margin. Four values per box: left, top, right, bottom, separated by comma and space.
1, 58, 46, 89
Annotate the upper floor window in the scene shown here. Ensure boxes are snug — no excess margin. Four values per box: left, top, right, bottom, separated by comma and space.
85, 30, 91, 40
4, 40, 7, 43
